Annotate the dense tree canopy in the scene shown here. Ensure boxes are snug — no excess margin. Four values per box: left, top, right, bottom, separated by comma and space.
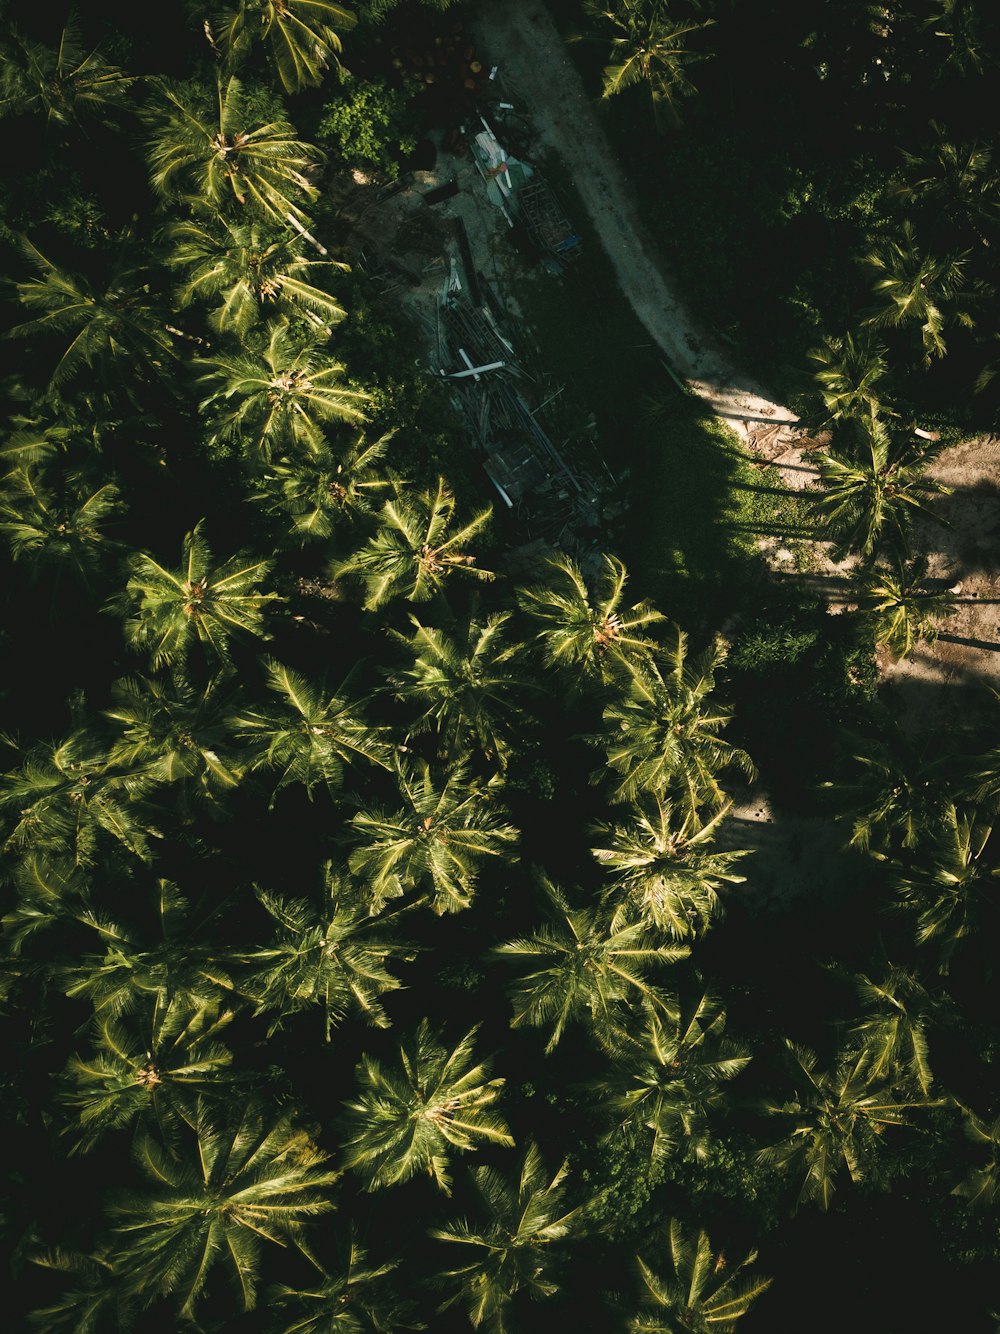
1, 2, 999, 1331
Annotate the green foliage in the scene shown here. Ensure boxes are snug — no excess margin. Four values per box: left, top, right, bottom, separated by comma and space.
117, 522, 278, 671
215, 1, 357, 93
3, 1, 999, 1328
340, 1019, 513, 1194
432, 1141, 593, 1331
630, 1218, 770, 1333
317, 73, 417, 178
109, 1101, 339, 1319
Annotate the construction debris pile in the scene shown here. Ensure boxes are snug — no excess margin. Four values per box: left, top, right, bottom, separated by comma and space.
343, 80, 603, 550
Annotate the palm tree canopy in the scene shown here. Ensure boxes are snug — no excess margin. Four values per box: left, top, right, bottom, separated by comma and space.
592, 795, 749, 939
601, 993, 752, 1165
494, 877, 689, 1054
855, 555, 958, 659
516, 552, 665, 682
341, 1019, 513, 1194
118, 521, 278, 671
893, 125, 1000, 241
825, 721, 956, 852
848, 966, 943, 1095
586, 1, 714, 132
267, 1230, 417, 1333
808, 331, 888, 426
597, 626, 755, 811
146, 74, 323, 224
215, 1, 358, 93
348, 759, 517, 915
631, 1218, 770, 1333
894, 803, 1000, 966
0, 17, 134, 126
758, 1040, 939, 1210
0, 464, 124, 582
387, 611, 535, 765
110, 1100, 339, 1318
335, 478, 493, 610
197, 318, 369, 461
808, 418, 948, 561
432, 1140, 594, 1332
8, 239, 174, 393
56, 879, 234, 1018
104, 672, 244, 795
236, 657, 391, 802
0, 727, 154, 867
863, 219, 973, 360
952, 1108, 1000, 1208
62, 995, 236, 1151
27, 1247, 133, 1334
253, 431, 392, 542
166, 214, 347, 335
239, 863, 413, 1038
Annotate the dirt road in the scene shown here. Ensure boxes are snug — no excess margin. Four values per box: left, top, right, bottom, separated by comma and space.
473, 0, 800, 454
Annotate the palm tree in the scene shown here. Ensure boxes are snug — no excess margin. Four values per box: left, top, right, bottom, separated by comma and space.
146, 74, 322, 225
117, 522, 277, 671
584, 1, 714, 133
0, 17, 134, 127
239, 864, 413, 1040
597, 627, 755, 811
109, 1100, 339, 1319
855, 555, 958, 659
340, 1019, 513, 1194
0, 465, 124, 583
235, 658, 390, 803
165, 214, 347, 336
215, 1, 358, 93
493, 877, 689, 1054
515, 552, 665, 686
863, 220, 972, 362
62, 995, 235, 1151
630, 1218, 770, 1333
923, 0, 991, 77
335, 478, 493, 610
758, 1041, 936, 1210
893, 126, 1000, 246
592, 795, 749, 939
27, 1248, 133, 1334
197, 318, 369, 461
268, 1231, 417, 1333
104, 672, 244, 803
848, 966, 941, 1095
825, 721, 955, 852
894, 803, 1000, 968
600, 993, 751, 1166
348, 760, 517, 915
808, 419, 948, 562
1, 851, 91, 958
7, 239, 174, 393
253, 432, 392, 542
432, 1141, 593, 1332
57, 879, 233, 1018
952, 1108, 1000, 1207
0, 727, 154, 867
387, 612, 535, 766
808, 331, 888, 427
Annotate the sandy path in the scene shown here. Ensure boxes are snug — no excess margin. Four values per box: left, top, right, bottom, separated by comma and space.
474, 0, 800, 452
